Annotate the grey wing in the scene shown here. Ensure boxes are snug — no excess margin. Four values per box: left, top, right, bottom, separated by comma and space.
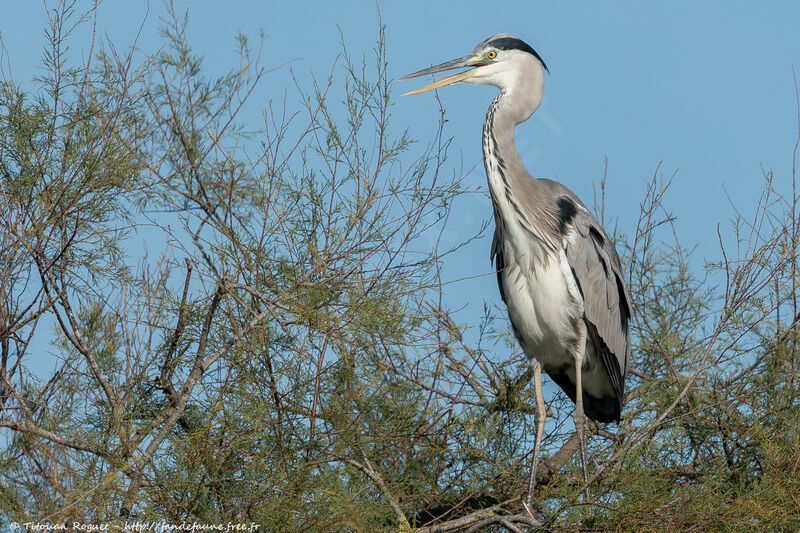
564, 207, 632, 405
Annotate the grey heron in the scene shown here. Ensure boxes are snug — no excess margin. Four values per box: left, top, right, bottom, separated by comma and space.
400, 34, 631, 505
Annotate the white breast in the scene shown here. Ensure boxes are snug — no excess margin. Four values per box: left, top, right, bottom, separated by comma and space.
500, 242, 583, 368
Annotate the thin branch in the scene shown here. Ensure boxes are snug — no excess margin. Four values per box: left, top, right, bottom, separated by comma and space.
346, 452, 411, 530
0, 420, 108, 457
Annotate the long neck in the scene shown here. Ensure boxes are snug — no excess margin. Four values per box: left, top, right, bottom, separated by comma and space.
479, 56, 544, 177
483, 87, 558, 257
482, 84, 541, 176
482, 88, 539, 204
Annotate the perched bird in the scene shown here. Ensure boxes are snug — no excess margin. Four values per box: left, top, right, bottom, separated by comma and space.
401, 34, 631, 503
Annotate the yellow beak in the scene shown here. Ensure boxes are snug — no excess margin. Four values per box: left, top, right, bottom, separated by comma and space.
399, 54, 484, 96
401, 69, 479, 96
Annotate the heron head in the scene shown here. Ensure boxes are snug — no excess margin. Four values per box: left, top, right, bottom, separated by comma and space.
400, 33, 548, 96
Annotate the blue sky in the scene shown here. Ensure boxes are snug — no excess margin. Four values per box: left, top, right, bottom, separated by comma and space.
2, 2, 799, 368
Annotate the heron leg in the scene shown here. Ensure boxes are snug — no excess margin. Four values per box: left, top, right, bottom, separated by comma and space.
526, 359, 545, 509
574, 323, 589, 494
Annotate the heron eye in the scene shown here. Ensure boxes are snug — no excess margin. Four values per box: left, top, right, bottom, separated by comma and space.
487, 50, 497, 59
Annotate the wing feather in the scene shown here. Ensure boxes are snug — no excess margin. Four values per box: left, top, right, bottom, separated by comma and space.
491, 230, 507, 304
565, 208, 632, 406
